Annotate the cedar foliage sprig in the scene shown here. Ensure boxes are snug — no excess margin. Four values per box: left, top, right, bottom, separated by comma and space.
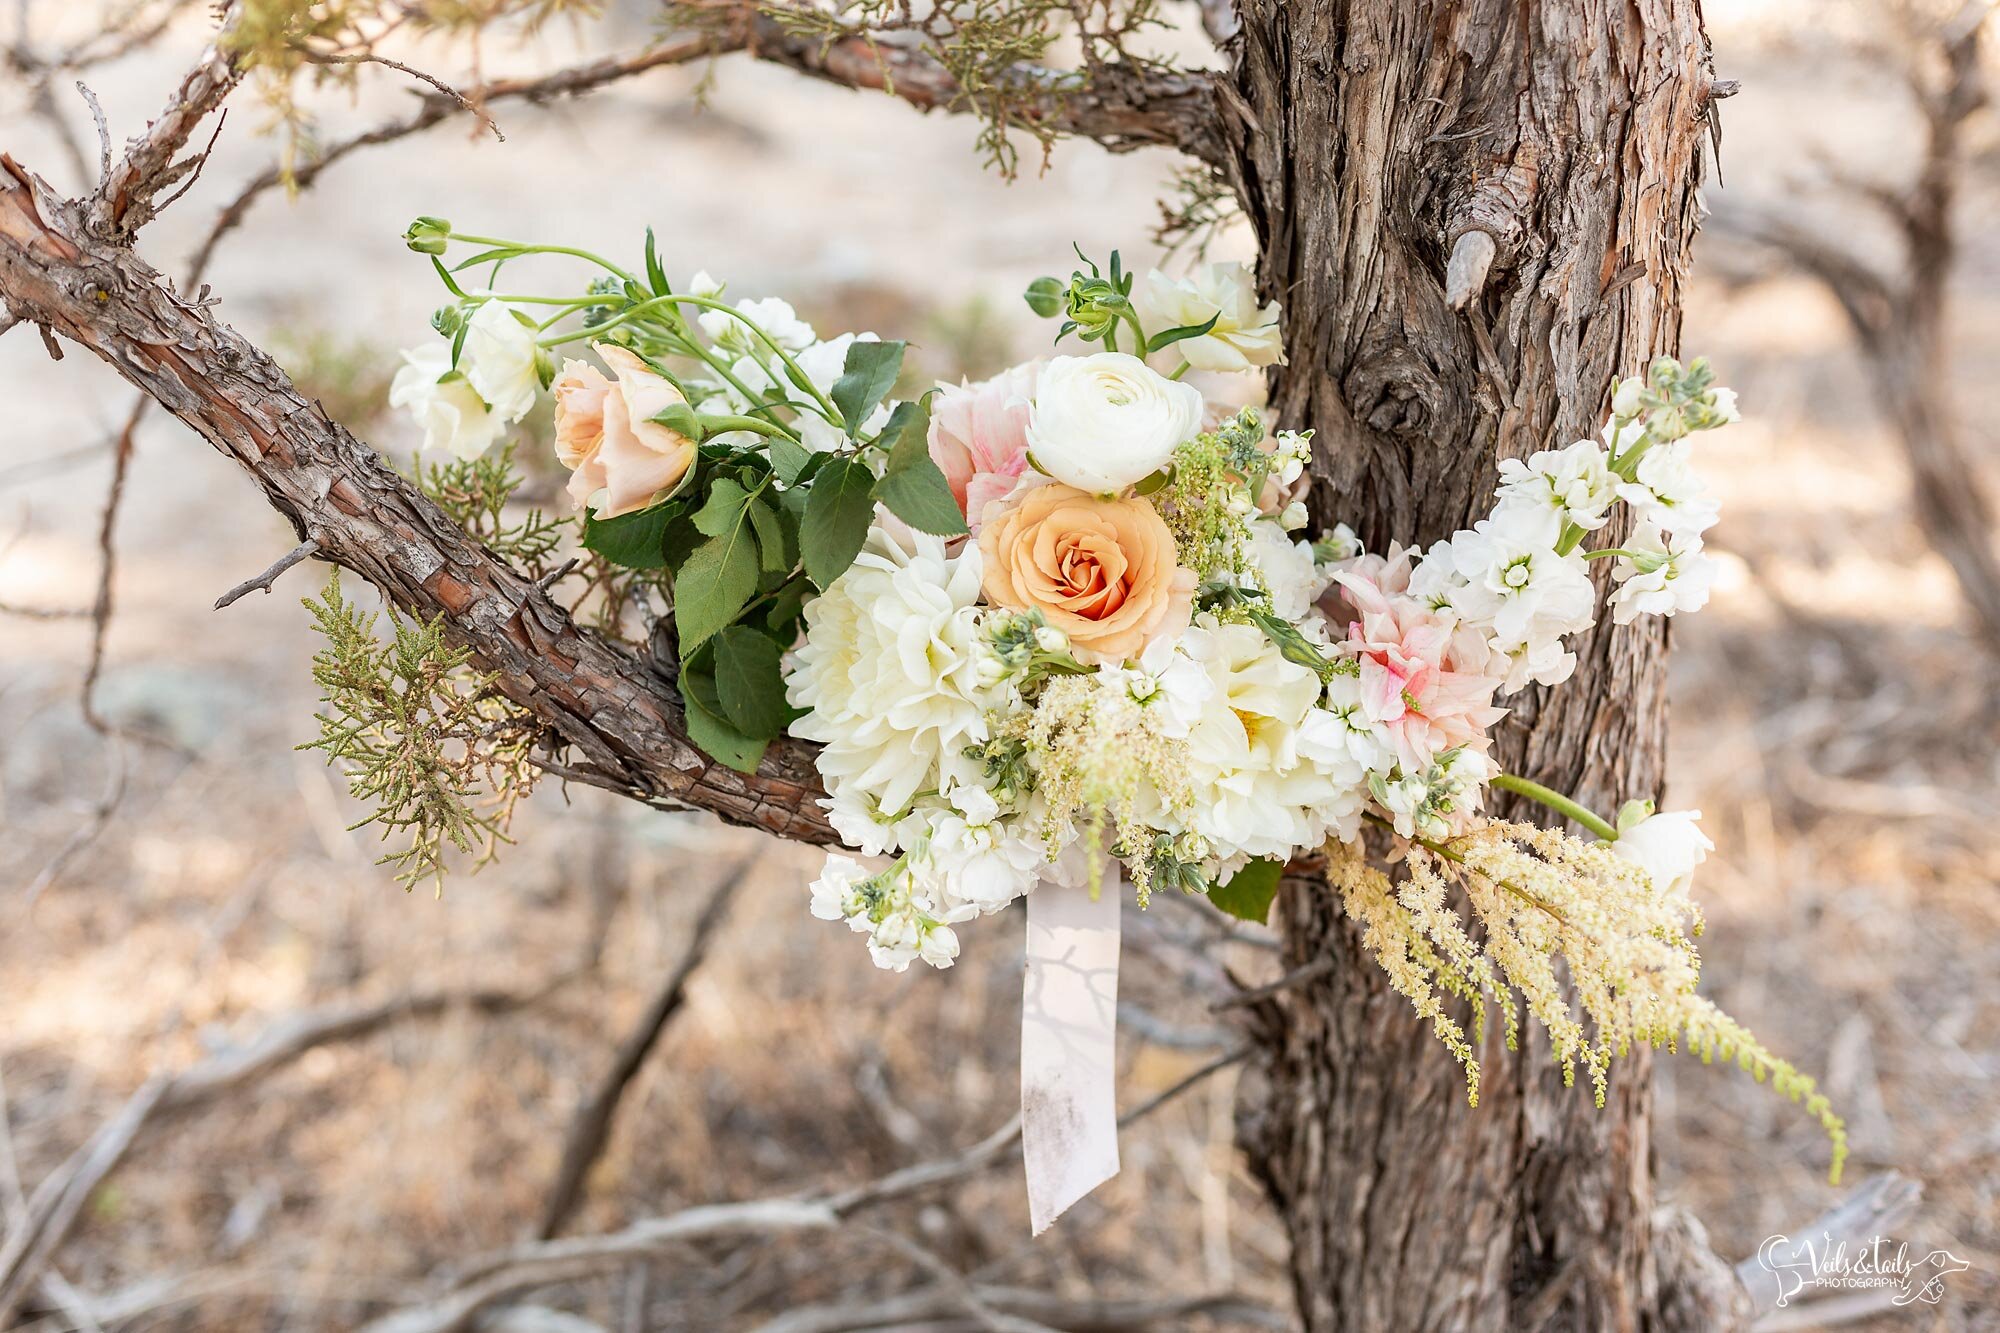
298, 572, 539, 891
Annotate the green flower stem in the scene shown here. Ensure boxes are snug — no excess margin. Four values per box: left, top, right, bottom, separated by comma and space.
1581, 547, 1637, 562
1554, 521, 1585, 556
1490, 773, 1619, 842
446, 233, 637, 284
542, 293, 841, 427
699, 414, 801, 445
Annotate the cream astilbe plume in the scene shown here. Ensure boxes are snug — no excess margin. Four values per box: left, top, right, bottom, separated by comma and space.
1332, 822, 1849, 1182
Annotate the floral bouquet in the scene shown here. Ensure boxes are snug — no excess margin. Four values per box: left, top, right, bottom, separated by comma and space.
387, 221, 1843, 1230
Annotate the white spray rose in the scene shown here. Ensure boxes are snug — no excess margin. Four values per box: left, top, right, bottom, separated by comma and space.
389, 342, 503, 460
1611, 806, 1713, 897
1135, 263, 1285, 373
1026, 352, 1203, 494
458, 301, 542, 423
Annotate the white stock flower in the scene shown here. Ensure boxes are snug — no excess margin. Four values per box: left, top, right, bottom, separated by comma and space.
1436, 522, 1595, 689
1610, 523, 1717, 624
1611, 375, 1646, 421
1615, 441, 1719, 537
808, 855, 872, 923
1134, 263, 1285, 373
787, 526, 994, 818
389, 342, 503, 460
1026, 352, 1203, 493
1491, 440, 1617, 542
928, 814, 1041, 912
1095, 636, 1214, 739
1612, 806, 1713, 897
1297, 672, 1395, 779
686, 270, 725, 299
457, 301, 542, 423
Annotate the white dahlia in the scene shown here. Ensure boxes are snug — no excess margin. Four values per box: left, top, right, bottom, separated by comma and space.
786, 524, 995, 820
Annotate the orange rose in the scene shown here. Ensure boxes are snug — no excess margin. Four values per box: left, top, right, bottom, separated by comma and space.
552, 345, 696, 519
978, 483, 1193, 663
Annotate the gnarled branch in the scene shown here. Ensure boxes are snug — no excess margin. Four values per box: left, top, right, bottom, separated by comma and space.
0, 154, 841, 845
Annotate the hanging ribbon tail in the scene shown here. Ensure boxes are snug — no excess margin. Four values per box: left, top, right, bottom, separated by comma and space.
1020, 869, 1122, 1236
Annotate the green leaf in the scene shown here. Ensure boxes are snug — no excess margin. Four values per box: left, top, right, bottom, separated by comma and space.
644, 226, 670, 297
1146, 313, 1221, 354
692, 477, 754, 537
764, 574, 812, 637
747, 496, 792, 579
801, 456, 877, 589
1133, 464, 1174, 497
1208, 858, 1283, 925
1023, 275, 1064, 317
830, 340, 905, 437
711, 625, 789, 739
450, 246, 529, 272
582, 505, 675, 570
768, 434, 814, 485
872, 399, 968, 537
674, 525, 760, 650
682, 668, 769, 773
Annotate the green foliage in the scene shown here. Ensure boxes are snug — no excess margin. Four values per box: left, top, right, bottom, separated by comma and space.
759, 0, 1173, 177
419, 443, 566, 575
871, 399, 967, 537
830, 339, 906, 436
800, 456, 876, 589
298, 572, 539, 892
1208, 857, 1283, 924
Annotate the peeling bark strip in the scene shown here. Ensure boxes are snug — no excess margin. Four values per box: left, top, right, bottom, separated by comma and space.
1223, 2, 1743, 1329
0, 156, 838, 845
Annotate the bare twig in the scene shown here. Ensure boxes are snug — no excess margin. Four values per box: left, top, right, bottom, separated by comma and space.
212, 537, 319, 609
73, 81, 109, 183
1209, 956, 1334, 1011
0, 979, 566, 1324
362, 1048, 1250, 1333
304, 51, 504, 141
536, 859, 752, 1238
750, 1282, 1286, 1333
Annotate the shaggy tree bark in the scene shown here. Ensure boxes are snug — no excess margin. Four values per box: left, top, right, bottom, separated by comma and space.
1219, 3, 1744, 1329
0, 3, 1758, 1328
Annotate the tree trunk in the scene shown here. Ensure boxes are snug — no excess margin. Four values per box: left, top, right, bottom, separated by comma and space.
1219, 4, 1746, 1328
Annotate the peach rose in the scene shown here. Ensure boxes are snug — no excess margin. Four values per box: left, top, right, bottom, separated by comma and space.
552, 344, 696, 519
978, 483, 1193, 664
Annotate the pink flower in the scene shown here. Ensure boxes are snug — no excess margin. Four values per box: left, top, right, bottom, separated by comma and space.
1328, 547, 1506, 774
553, 345, 697, 520
928, 362, 1040, 530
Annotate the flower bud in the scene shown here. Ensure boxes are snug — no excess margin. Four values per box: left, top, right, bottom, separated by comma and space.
403, 216, 452, 255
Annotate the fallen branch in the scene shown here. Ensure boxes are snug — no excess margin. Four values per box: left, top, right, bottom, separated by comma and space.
360, 1048, 1250, 1333
0, 980, 563, 1324
537, 858, 752, 1238
749, 1282, 1286, 1333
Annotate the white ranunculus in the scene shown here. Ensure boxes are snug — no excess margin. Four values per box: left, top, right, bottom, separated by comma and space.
389, 342, 503, 460
1026, 352, 1203, 494
458, 301, 542, 423
1611, 807, 1713, 897
1135, 263, 1285, 373
785, 526, 995, 818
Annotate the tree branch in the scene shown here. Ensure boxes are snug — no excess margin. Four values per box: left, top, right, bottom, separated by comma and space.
0, 155, 841, 846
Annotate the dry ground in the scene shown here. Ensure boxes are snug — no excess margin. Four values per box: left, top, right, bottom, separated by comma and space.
1, 2, 1996, 1329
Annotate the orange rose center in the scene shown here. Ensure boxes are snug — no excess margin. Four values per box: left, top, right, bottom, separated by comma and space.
1032, 517, 1131, 620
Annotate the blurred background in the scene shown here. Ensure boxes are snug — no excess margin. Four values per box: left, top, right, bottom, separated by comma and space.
1, 0, 1996, 1328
